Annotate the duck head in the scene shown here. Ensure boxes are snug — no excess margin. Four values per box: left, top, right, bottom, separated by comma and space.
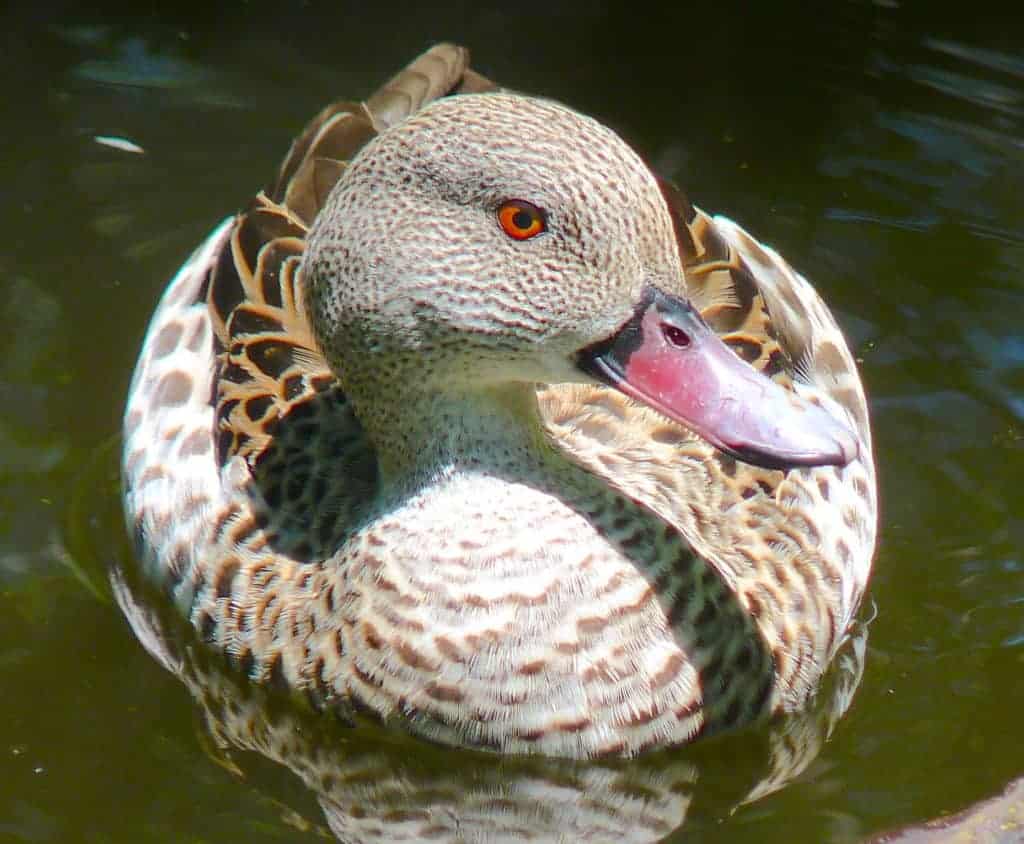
303, 93, 856, 470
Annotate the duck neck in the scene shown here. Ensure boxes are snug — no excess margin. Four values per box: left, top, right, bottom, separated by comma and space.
353, 379, 563, 492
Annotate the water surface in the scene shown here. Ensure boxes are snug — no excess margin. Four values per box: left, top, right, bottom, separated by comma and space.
2, 4, 1023, 842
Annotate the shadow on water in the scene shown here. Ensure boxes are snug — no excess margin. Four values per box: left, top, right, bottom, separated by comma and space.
2, 2, 1023, 842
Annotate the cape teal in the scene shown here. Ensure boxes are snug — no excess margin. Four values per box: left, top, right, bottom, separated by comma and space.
122, 44, 877, 758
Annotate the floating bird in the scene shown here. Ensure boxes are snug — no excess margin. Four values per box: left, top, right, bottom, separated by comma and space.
122, 43, 877, 758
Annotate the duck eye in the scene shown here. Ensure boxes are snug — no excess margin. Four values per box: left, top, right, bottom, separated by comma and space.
661, 323, 691, 349
497, 200, 546, 240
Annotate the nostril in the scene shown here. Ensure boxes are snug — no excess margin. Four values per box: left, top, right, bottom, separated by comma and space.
661, 323, 691, 348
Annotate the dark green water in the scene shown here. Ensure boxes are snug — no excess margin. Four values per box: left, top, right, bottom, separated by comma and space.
2, 3, 1023, 842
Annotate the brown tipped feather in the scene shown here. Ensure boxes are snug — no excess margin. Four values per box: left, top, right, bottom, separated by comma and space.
270, 103, 367, 204
366, 43, 472, 129
274, 106, 374, 223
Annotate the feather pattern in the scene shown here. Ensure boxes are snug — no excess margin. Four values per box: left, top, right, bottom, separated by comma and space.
122, 43, 876, 758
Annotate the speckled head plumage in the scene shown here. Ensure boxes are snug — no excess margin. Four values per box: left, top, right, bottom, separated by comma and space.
304, 93, 679, 388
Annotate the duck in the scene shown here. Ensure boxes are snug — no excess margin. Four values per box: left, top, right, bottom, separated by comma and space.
121, 43, 877, 759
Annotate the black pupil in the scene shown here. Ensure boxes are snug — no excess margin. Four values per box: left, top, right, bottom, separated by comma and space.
512, 209, 534, 230
662, 324, 691, 348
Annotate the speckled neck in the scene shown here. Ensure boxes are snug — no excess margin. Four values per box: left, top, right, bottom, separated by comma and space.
351, 376, 572, 496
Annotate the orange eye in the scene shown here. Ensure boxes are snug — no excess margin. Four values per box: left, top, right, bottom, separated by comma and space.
497, 200, 546, 240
